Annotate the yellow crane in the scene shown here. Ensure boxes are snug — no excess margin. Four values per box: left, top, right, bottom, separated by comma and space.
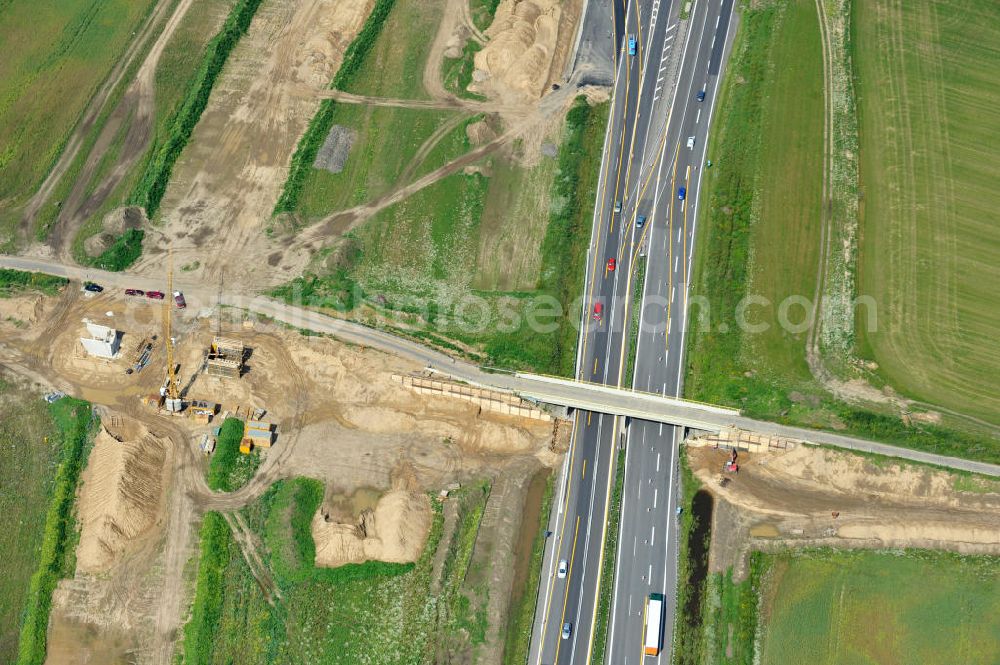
163, 251, 183, 412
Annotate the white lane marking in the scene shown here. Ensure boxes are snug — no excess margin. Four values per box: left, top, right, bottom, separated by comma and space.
716, 14, 720, 27
674, 255, 679, 272
653, 489, 658, 508
657, 452, 661, 471
633, 536, 637, 557
666, 23, 676, 32
677, 227, 681, 242
662, 382, 667, 396
671, 286, 675, 302
648, 564, 652, 584
696, 108, 701, 123
711, 35, 716, 49
651, 526, 656, 546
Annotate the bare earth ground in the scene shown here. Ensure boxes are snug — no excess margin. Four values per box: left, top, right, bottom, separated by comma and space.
0, 288, 563, 664
687, 443, 1000, 580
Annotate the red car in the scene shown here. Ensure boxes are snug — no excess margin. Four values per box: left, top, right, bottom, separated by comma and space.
593, 302, 604, 321
125, 288, 144, 297
173, 291, 187, 309
146, 291, 165, 300
607, 257, 616, 272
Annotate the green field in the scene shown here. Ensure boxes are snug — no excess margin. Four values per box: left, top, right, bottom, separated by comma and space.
756, 550, 1000, 665
182, 478, 493, 664
0, 0, 157, 230
854, 0, 1000, 424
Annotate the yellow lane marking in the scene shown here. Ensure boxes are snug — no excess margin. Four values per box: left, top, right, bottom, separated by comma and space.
638, 597, 649, 663
582, 459, 587, 479
553, 516, 582, 664
593, 357, 599, 375
587, 412, 592, 427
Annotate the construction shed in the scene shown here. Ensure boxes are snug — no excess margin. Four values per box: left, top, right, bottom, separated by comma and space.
80, 321, 122, 359
243, 428, 273, 448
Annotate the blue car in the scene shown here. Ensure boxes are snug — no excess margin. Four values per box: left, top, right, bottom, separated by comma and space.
628, 35, 637, 56
696, 90, 706, 102
678, 187, 686, 200
636, 215, 646, 228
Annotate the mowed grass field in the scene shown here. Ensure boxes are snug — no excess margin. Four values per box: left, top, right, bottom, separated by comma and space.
0, 382, 60, 661
757, 550, 1000, 665
854, 0, 1000, 424
687, 0, 825, 404
0, 0, 156, 222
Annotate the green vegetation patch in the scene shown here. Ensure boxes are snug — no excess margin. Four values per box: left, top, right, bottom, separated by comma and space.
442, 40, 486, 100
0, 0, 156, 221
181, 477, 499, 663
702, 555, 767, 665
294, 105, 459, 222
757, 550, 1000, 665
14, 396, 95, 665
853, 0, 1000, 424
205, 417, 261, 492
88, 228, 144, 272
470, 0, 503, 32
0, 269, 68, 298
130, 0, 265, 219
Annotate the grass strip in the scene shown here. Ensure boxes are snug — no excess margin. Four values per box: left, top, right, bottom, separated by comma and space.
624, 256, 646, 389
180, 511, 231, 665
15, 398, 94, 665
705, 554, 768, 665
591, 448, 626, 665
0, 268, 68, 297
273, 0, 398, 215
130, 0, 265, 219
502, 473, 555, 665
671, 450, 708, 665
205, 417, 261, 492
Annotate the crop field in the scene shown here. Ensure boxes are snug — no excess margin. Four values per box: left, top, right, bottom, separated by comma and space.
0, 382, 60, 661
853, 0, 1000, 424
757, 550, 1000, 665
182, 477, 493, 664
0, 0, 157, 229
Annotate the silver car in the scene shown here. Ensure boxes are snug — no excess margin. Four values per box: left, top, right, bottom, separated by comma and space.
562, 622, 572, 640
557, 559, 568, 579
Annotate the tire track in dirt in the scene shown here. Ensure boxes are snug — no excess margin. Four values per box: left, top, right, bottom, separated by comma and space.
45, 0, 200, 259
21, 0, 181, 237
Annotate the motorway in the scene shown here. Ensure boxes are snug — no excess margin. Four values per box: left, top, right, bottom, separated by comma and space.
530, 0, 738, 662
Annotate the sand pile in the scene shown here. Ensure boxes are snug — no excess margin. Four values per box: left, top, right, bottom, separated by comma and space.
471, 0, 561, 102
76, 426, 168, 572
0, 293, 48, 329
312, 490, 432, 567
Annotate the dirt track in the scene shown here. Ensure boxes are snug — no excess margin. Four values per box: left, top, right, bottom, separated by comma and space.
688, 444, 1000, 580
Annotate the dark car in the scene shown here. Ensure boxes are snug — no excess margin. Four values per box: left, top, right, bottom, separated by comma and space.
696, 89, 706, 102
125, 288, 144, 297
83, 282, 103, 293
636, 215, 647, 229
678, 187, 686, 200
173, 291, 187, 309
146, 291, 165, 300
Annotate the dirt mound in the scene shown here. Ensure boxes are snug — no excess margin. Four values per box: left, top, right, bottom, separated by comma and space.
76, 425, 169, 573
312, 490, 432, 566
466, 118, 499, 145
0, 293, 48, 330
471, 0, 561, 103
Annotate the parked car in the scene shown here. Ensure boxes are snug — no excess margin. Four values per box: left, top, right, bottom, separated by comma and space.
593, 302, 604, 321
557, 559, 568, 579
678, 186, 686, 200
607, 257, 616, 272
562, 623, 573, 640
696, 89, 706, 102
125, 288, 144, 296
636, 215, 646, 229
83, 282, 103, 293
146, 291, 165, 300
173, 291, 187, 309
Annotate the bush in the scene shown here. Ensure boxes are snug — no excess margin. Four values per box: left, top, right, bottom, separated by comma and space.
91, 228, 144, 272
130, 0, 265, 218
15, 398, 93, 665
273, 0, 398, 214
0, 269, 68, 297
181, 512, 231, 665
205, 417, 259, 492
